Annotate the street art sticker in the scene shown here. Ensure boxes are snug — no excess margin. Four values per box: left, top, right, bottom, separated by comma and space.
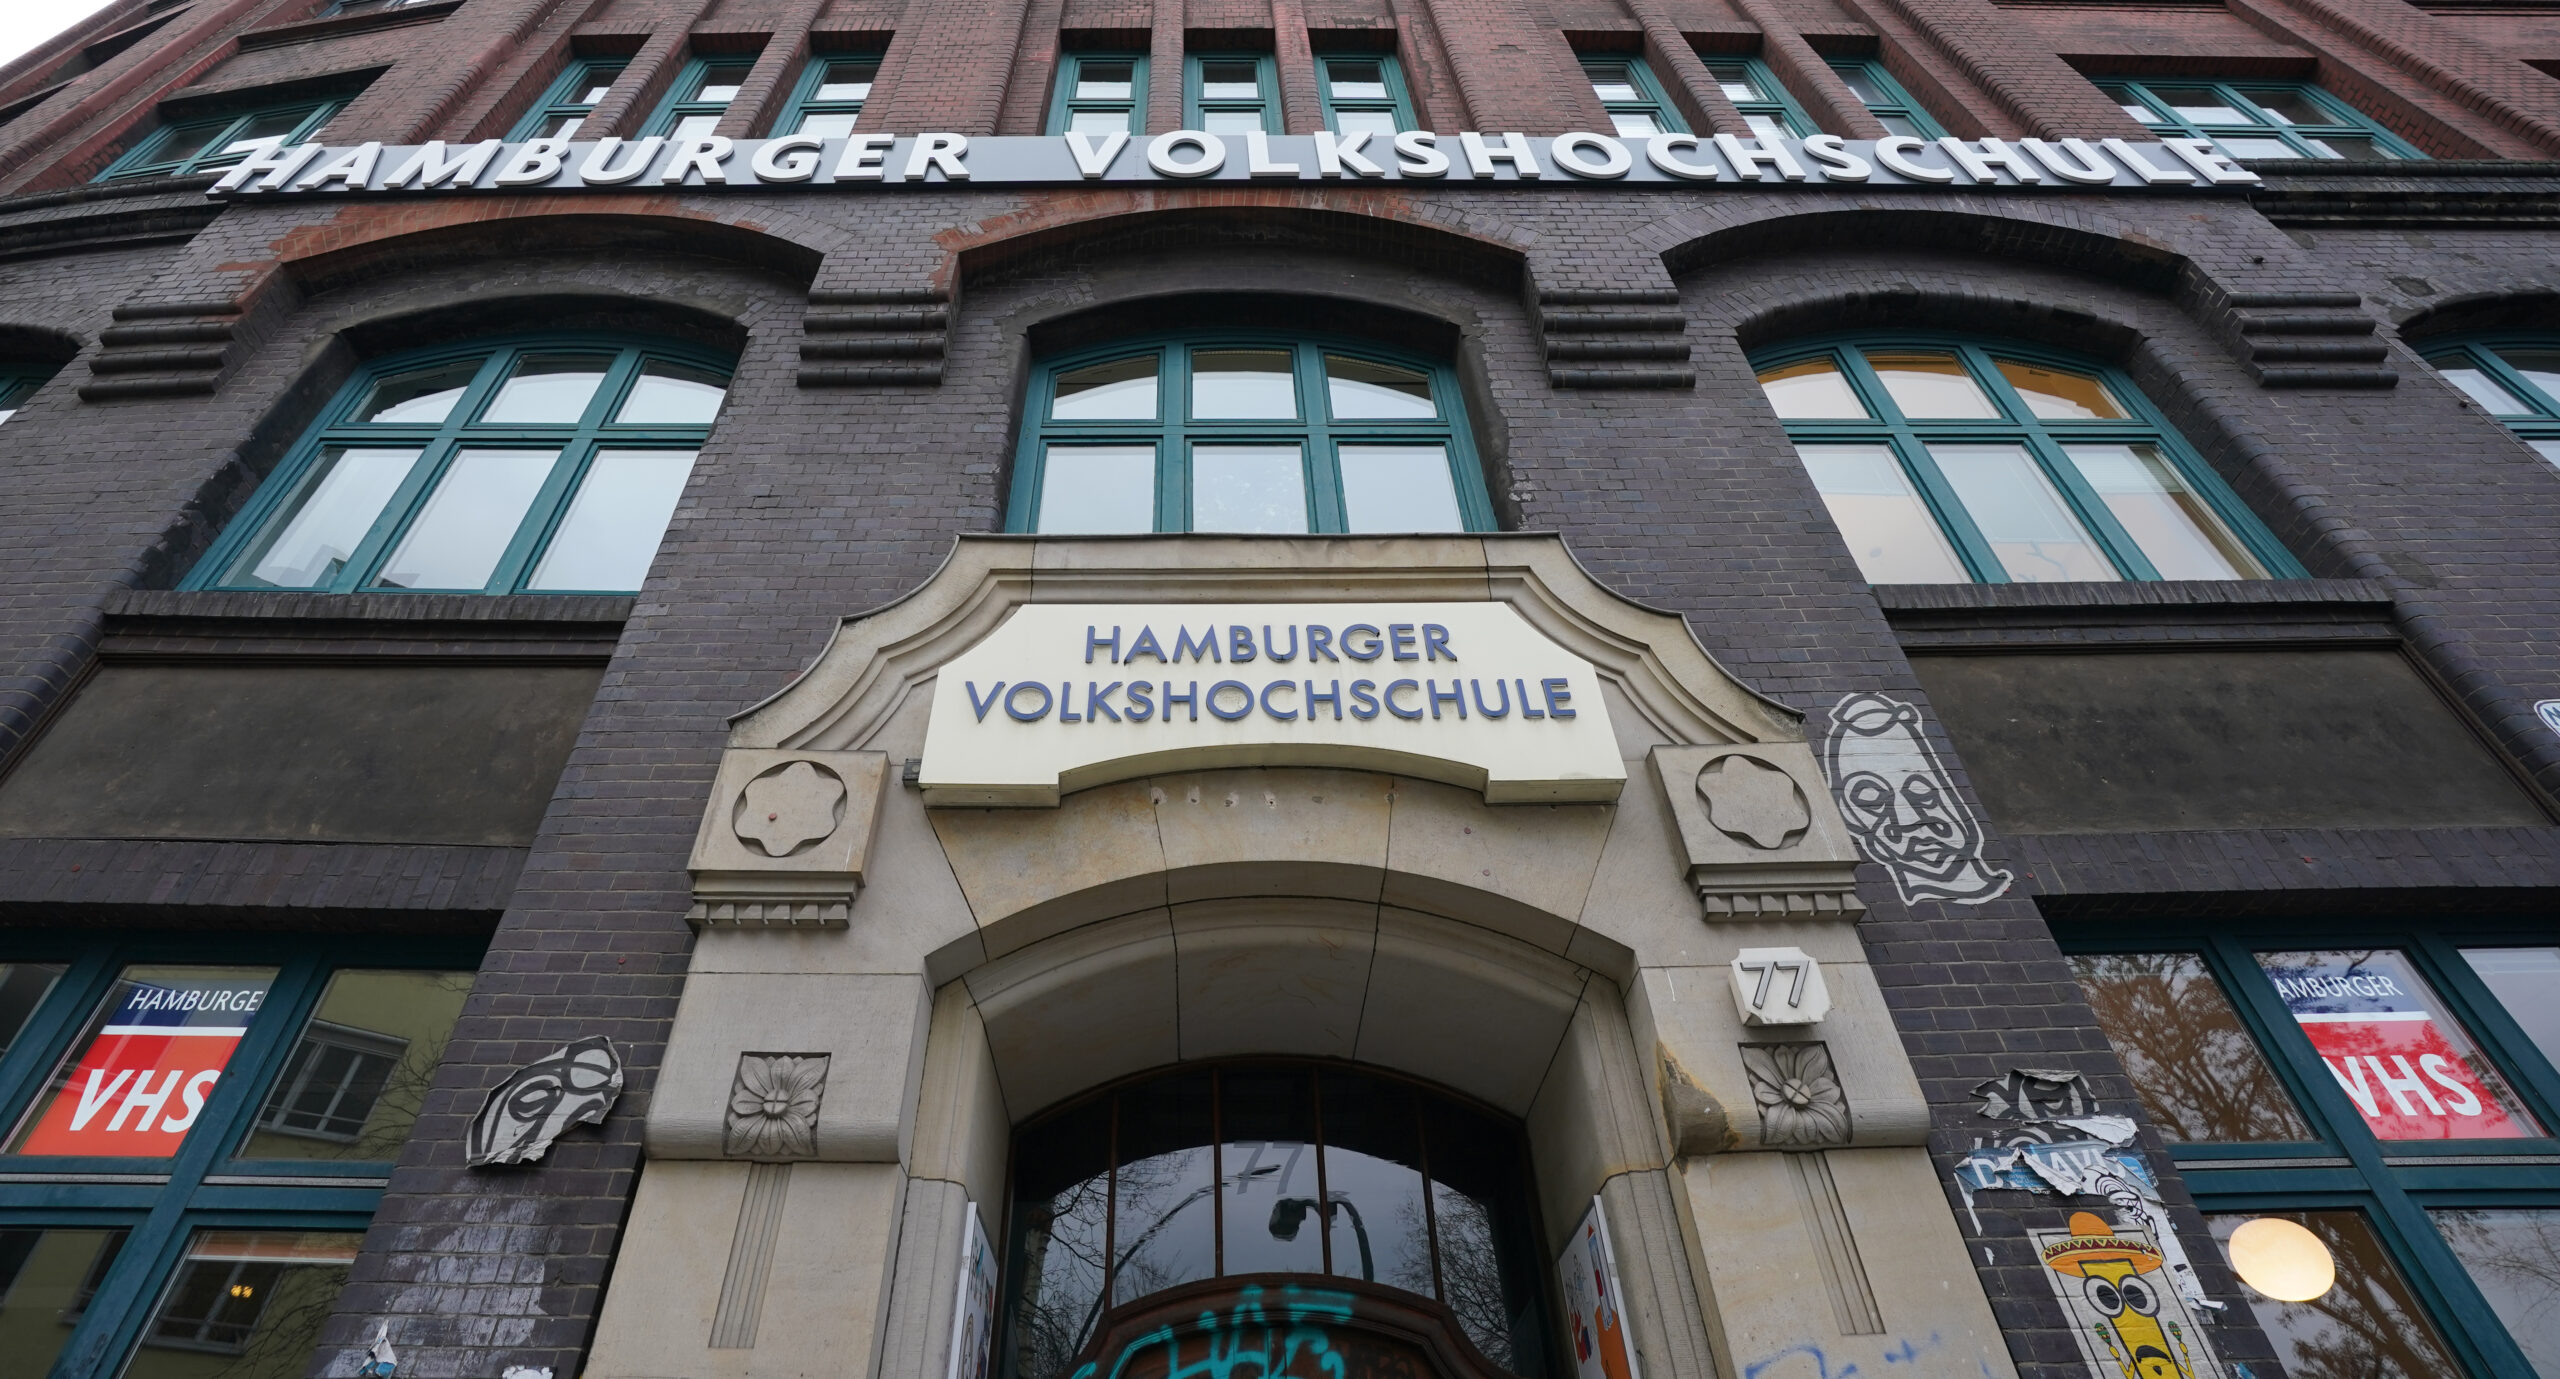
13, 967, 276, 1156
1820, 693, 2012, 907
948, 1203, 1001, 1379
1558, 1197, 1642, 1379
466, 1035, 625, 1166
2255, 949, 2542, 1140
2036, 1212, 2230, 1379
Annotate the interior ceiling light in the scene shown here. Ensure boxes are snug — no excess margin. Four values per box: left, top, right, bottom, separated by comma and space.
2228, 1217, 2336, 1302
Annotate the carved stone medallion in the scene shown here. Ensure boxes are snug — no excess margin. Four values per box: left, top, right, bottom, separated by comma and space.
732, 760, 848, 858
1740, 1041, 1850, 1147
724, 1052, 830, 1159
1696, 753, 1812, 850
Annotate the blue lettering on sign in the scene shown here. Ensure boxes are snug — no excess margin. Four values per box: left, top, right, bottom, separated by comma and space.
1384, 679, 1423, 719
1388, 624, 1419, 660
1128, 681, 1156, 721
1004, 682, 1053, 721
1207, 680, 1253, 721
1229, 626, 1258, 663
967, 681, 1006, 721
1307, 626, 1336, 661
1174, 626, 1222, 664
1342, 625, 1382, 661
1350, 680, 1380, 719
1126, 626, 1167, 663
1086, 625, 1120, 664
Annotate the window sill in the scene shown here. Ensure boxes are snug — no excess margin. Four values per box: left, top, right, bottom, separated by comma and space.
1873, 577, 2389, 614
108, 588, 635, 626
1876, 578, 2396, 648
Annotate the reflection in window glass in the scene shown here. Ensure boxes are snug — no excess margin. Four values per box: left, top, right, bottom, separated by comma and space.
1422, 1097, 1541, 1370
1220, 1067, 1324, 1278
1193, 445, 1307, 533
528, 449, 698, 591
1335, 110, 1399, 137
2502, 347, 2560, 401
1339, 446, 1462, 533
2067, 952, 2315, 1142
243, 969, 473, 1161
1113, 1072, 1214, 1304
1317, 1070, 1433, 1294
1008, 1099, 1112, 1379
800, 113, 859, 139
1069, 110, 1130, 135
128, 1230, 362, 1379
1077, 62, 1136, 99
1192, 350, 1297, 419
2256, 949, 2542, 1140
2059, 443, 2265, 580
2206, 1210, 2462, 1379
0, 1228, 126, 1373
1325, 356, 1436, 420
1996, 360, 2127, 420
1037, 446, 1156, 534
614, 361, 728, 425
1052, 357, 1158, 421
1757, 359, 1871, 420
11, 967, 280, 1157
480, 354, 612, 424
2461, 946, 2560, 1072
358, 360, 480, 424
1327, 61, 1388, 99
2431, 1208, 2560, 1378
1929, 443, 2117, 582
227, 447, 424, 589
2436, 364, 2529, 414
0, 963, 64, 1060
1867, 350, 2000, 419
1799, 443, 1969, 584
374, 449, 559, 590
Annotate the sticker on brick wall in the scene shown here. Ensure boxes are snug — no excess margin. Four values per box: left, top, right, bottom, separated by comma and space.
2536, 698, 2560, 739
2035, 1211, 2231, 1379
1821, 692, 2012, 906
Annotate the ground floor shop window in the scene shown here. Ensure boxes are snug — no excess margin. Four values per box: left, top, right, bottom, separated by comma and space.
0, 939, 477, 1377
1001, 1061, 1551, 1379
2064, 929, 2560, 1377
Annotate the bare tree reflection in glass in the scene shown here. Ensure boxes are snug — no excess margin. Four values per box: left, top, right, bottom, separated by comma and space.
2207, 1210, 2461, 1379
2070, 953, 2316, 1142
2430, 1208, 2560, 1376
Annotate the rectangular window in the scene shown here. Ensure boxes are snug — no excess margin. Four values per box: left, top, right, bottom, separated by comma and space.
2098, 78, 2422, 162
1702, 56, 1808, 141
645, 53, 758, 139
1581, 56, 1686, 138
1050, 54, 1149, 135
509, 56, 629, 140
777, 52, 879, 138
98, 99, 349, 181
1827, 58, 1942, 138
1187, 53, 1277, 134
1315, 54, 1412, 135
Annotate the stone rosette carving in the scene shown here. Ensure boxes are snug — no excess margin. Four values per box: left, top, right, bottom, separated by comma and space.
1696, 753, 1811, 850
685, 750, 891, 929
724, 1052, 830, 1159
1650, 744, 1864, 920
733, 759, 848, 857
1741, 1041, 1850, 1147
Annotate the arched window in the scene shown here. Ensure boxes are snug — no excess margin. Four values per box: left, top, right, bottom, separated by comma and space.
1009, 334, 1493, 535
2422, 337, 2560, 469
190, 337, 729, 595
1004, 1061, 1549, 1379
0, 364, 56, 425
1753, 337, 2297, 584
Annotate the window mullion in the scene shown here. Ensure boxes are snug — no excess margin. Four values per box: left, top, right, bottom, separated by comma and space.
496, 438, 597, 592
2030, 430, 2157, 580
338, 433, 460, 592
1889, 429, 2005, 583
2411, 934, 2560, 1125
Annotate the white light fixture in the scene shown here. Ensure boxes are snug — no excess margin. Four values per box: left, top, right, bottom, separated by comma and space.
2228, 1217, 2336, 1302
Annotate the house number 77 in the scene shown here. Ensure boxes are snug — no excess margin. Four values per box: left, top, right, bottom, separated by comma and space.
1727, 947, 1830, 1026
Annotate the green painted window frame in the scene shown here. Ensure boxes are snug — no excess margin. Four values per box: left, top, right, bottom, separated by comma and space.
0, 932, 484, 1379
2098, 77, 2423, 162
1313, 52, 1415, 134
1006, 331, 1496, 534
0, 365, 55, 425
1580, 55, 1688, 137
2058, 920, 2560, 1379
96, 98, 348, 181
1827, 57, 1943, 138
2422, 335, 2560, 470
1184, 52, 1279, 134
774, 51, 881, 136
186, 335, 732, 596
1702, 55, 1809, 139
1047, 53, 1150, 136
643, 52, 759, 138
1753, 334, 2303, 583
507, 56, 630, 141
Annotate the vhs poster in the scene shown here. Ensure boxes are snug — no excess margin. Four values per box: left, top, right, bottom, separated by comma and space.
946, 1202, 1000, 1379
1557, 1196, 1642, 1379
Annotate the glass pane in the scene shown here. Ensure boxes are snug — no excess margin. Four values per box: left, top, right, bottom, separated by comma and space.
1834, 66, 1888, 104
578, 83, 617, 105
224, 447, 423, 589
614, 360, 728, 425
1335, 109, 1400, 137
536, 113, 586, 139
1610, 113, 1662, 139
1743, 113, 1786, 141
1327, 61, 1387, 99
1865, 350, 1999, 419
127, 1230, 362, 1379
1589, 70, 1640, 103
2431, 1208, 2560, 1377
1068, 109, 1130, 134
2310, 135, 2394, 162
2459, 947, 2560, 1072
2155, 86, 2252, 124
815, 60, 876, 101
1009, 1098, 1112, 1377
1111, 1072, 1214, 1304
1192, 445, 1307, 534
1995, 359, 2127, 420
374, 448, 559, 590
0, 1228, 126, 1374
664, 113, 717, 140
2495, 347, 2560, 405
1200, 61, 1261, 100
2219, 136, 2301, 160
2206, 1210, 2462, 1379
0, 963, 65, 1060
357, 360, 480, 424
2436, 363, 2529, 414
9, 966, 279, 1157
2060, 443, 2265, 580
481, 353, 611, 424
1221, 1067, 1324, 1276
1192, 349, 1297, 419
692, 73, 743, 103
242, 969, 472, 1161
1422, 1098, 1537, 1371
1075, 61, 1136, 100
1707, 63, 1763, 102
1799, 443, 1968, 584
148, 118, 232, 167
1339, 446, 1463, 533
1317, 1071, 1433, 1294
797, 112, 860, 138
2535, 437, 2560, 469
2249, 89, 2329, 126
1202, 110, 1265, 134
2119, 102, 2165, 126
1876, 113, 1925, 138
205, 112, 310, 168
2256, 949, 2544, 1139
1037, 445, 1156, 534
528, 450, 696, 591
1929, 443, 2118, 582
1757, 357, 1871, 419
1326, 355, 1435, 419
2067, 953, 2316, 1141
1053, 355, 1158, 421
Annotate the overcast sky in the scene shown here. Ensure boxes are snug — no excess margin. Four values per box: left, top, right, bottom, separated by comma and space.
1, 1, 125, 70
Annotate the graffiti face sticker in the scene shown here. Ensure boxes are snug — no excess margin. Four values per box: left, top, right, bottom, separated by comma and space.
2036, 1212, 2228, 1379
466, 1035, 624, 1167
1822, 692, 2012, 906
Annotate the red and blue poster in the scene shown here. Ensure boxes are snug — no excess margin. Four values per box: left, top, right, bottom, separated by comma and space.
2258, 950, 2538, 1141
15, 970, 274, 1157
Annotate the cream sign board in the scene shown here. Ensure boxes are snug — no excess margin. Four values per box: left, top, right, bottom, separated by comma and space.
917, 603, 1625, 806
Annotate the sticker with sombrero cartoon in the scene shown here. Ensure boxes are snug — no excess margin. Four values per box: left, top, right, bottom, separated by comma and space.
2034, 1211, 2230, 1379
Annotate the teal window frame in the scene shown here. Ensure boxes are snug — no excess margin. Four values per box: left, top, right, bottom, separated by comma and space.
1827, 58, 1942, 138
2422, 335, 2560, 470
1048, 53, 1150, 135
1580, 55, 1688, 137
2059, 920, 2560, 1379
1007, 331, 1496, 534
96, 98, 347, 181
1184, 52, 1279, 134
643, 52, 759, 138
1703, 55, 1810, 140
186, 335, 732, 596
1313, 53, 1414, 134
1753, 334, 2303, 584
0, 932, 484, 1379
774, 51, 881, 137
507, 56, 630, 141
0, 365, 55, 425
2098, 77, 2422, 162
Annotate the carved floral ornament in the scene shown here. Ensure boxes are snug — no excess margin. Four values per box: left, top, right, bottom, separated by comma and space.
1741, 1041, 1850, 1146
725, 1053, 830, 1159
